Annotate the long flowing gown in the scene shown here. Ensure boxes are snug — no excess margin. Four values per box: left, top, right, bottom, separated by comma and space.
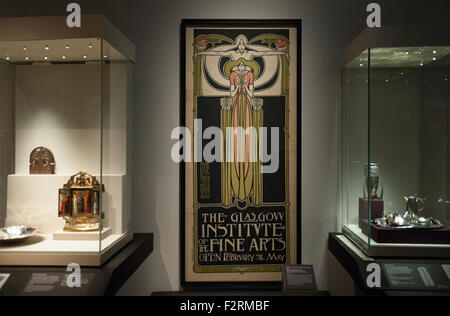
222, 70, 262, 207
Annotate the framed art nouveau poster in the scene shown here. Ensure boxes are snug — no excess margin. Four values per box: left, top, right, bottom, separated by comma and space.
180, 20, 301, 288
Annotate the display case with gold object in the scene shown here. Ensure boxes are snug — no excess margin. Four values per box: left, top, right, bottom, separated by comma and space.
58, 171, 105, 232
0, 14, 134, 266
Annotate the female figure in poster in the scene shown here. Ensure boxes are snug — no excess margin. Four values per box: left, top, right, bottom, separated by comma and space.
196, 34, 288, 208
221, 61, 263, 208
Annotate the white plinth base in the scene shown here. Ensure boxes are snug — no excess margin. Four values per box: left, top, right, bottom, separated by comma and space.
6, 174, 130, 235
53, 227, 112, 241
343, 224, 450, 258
0, 231, 133, 266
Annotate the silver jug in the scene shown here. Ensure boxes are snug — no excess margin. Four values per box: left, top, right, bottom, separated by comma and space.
403, 196, 425, 223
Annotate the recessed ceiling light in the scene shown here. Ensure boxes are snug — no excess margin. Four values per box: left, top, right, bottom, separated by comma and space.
419, 62, 424, 66
359, 63, 363, 67
45, 45, 49, 51
88, 43, 93, 49
62, 55, 67, 60
433, 50, 437, 54
23, 46, 27, 51
405, 51, 409, 55
44, 56, 48, 60
25, 57, 29, 61
66, 44, 70, 49
433, 57, 437, 61
103, 55, 108, 58
5, 56, 10, 60
83, 55, 87, 59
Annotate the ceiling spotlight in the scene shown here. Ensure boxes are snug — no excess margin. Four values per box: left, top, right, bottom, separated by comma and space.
419, 62, 424, 66
66, 44, 70, 49
62, 55, 67, 60
359, 63, 363, 67
103, 55, 108, 59
5, 56, 10, 61
83, 55, 87, 59
433, 50, 437, 54
405, 51, 409, 55
88, 43, 93, 49
44, 56, 48, 60
45, 45, 49, 51
23, 46, 27, 51
25, 57, 29, 61
433, 57, 437, 61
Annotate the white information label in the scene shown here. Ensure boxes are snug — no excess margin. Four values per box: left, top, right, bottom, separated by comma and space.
0, 273, 10, 290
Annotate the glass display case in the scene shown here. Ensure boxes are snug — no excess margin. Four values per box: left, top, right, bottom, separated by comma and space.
341, 25, 450, 257
0, 15, 134, 266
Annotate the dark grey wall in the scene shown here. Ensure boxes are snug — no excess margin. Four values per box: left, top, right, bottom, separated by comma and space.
0, 0, 448, 294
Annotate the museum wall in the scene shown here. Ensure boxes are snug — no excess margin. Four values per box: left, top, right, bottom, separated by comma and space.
113, 0, 362, 293
370, 68, 422, 214
0, 0, 447, 294
15, 64, 102, 174
15, 63, 128, 175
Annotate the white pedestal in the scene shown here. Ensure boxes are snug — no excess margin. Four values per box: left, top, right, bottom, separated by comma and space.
53, 227, 112, 241
6, 174, 130, 234
0, 231, 133, 266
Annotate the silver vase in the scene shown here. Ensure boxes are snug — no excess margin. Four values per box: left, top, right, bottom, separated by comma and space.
364, 163, 383, 199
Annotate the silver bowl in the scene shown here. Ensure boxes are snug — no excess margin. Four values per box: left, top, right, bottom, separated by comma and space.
0, 226, 39, 244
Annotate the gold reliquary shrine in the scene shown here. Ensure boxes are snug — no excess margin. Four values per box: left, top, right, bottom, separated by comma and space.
58, 171, 105, 232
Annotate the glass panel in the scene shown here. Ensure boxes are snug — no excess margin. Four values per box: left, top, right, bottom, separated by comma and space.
100, 39, 133, 252
343, 44, 450, 251
0, 38, 103, 258
370, 46, 450, 227
0, 59, 14, 229
342, 49, 370, 249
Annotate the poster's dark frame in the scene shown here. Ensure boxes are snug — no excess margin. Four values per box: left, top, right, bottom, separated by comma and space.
180, 19, 302, 290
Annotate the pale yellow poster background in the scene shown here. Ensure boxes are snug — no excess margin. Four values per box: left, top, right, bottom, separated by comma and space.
185, 26, 298, 283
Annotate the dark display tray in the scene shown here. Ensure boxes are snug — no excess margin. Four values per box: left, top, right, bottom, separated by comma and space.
361, 220, 450, 244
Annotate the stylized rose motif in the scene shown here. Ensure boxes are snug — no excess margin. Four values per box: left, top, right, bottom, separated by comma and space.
196, 39, 207, 50
275, 39, 287, 48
